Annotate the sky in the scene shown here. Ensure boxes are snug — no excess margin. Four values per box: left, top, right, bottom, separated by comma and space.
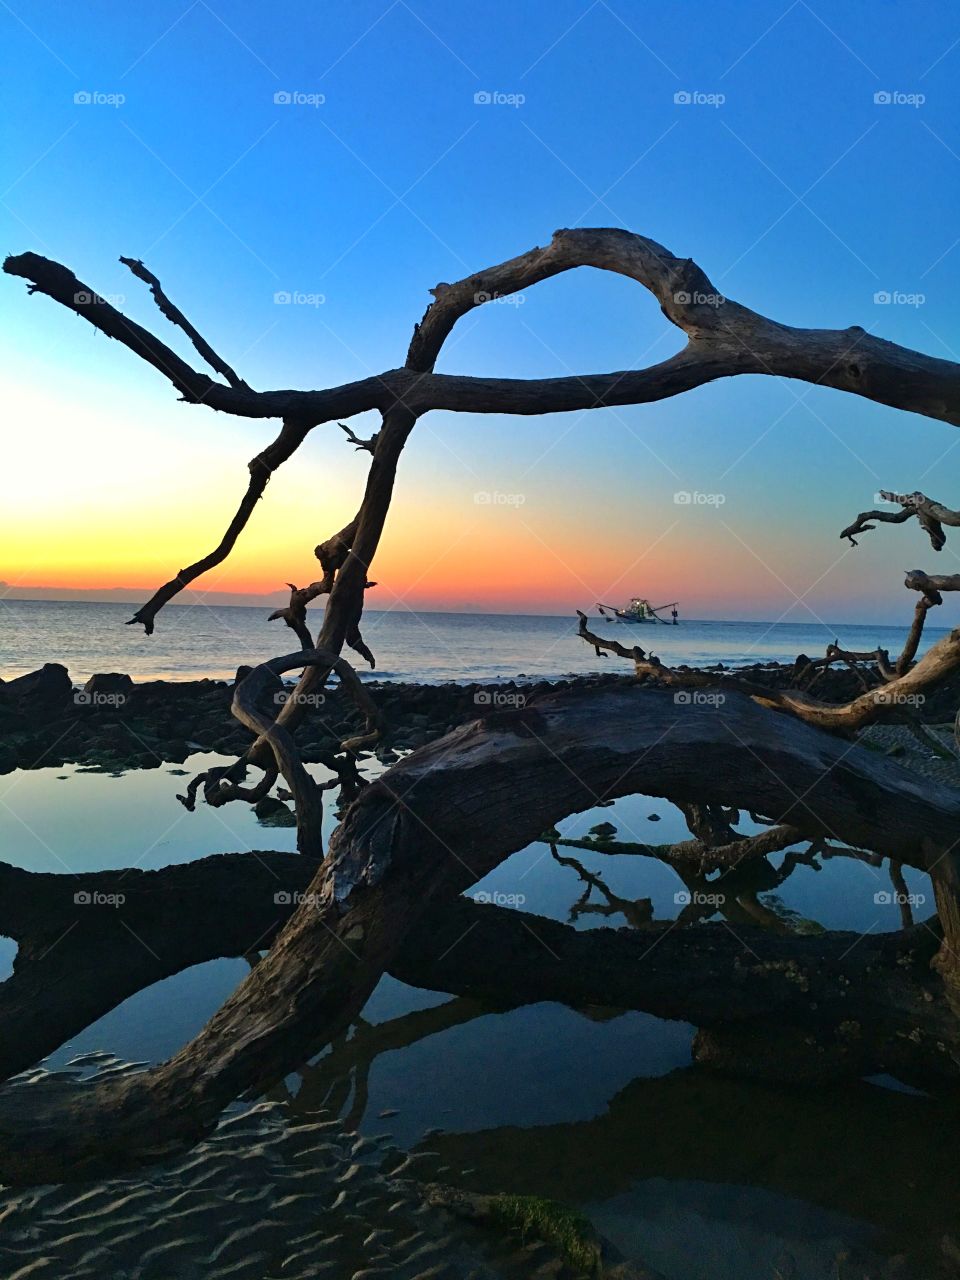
1, 0, 959, 624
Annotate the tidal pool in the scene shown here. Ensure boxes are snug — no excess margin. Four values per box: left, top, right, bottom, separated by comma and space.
0, 755, 949, 1277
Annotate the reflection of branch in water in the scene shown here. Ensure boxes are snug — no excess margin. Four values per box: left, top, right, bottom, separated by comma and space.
890, 860, 915, 929
550, 841, 825, 935
292, 996, 509, 1128
540, 820, 809, 874
551, 847, 655, 928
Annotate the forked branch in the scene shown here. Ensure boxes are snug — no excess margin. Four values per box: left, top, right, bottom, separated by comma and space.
841, 490, 960, 551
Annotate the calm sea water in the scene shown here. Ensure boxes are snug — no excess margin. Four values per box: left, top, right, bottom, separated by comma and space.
0, 598, 945, 683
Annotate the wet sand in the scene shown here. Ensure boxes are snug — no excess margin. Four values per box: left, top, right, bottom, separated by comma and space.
0, 1058, 531, 1280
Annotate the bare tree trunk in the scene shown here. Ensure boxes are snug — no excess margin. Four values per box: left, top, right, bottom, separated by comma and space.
1, 686, 959, 1183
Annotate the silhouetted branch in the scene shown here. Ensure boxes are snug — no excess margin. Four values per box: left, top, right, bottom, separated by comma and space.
119, 256, 249, 390
8, 228, 960, 426
127, 417, 310, 633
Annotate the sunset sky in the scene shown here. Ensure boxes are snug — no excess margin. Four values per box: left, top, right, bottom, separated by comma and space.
2, 1, 959, 622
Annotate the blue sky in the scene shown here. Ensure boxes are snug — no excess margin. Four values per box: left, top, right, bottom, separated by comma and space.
2, 0, 959, 622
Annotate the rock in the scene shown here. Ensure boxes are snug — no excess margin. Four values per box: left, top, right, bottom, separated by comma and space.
254, 796, 297, 827
82, 673, 133, 704
3, 663, 72, 707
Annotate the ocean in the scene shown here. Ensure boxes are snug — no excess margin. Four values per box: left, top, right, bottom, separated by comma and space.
0, 598, 945, 684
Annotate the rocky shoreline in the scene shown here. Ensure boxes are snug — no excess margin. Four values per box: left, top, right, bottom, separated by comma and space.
2, 659, 959, 776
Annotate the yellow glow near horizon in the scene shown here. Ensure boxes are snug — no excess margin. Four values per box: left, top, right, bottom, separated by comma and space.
1, 377, 855, 619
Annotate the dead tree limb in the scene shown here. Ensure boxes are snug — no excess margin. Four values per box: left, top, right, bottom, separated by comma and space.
10, 231, 960, 427
2, 686, 960, 1183
184, 647, 383, 854
119, 256, 249, 390
576, 610, 960, 733
540, 821, 807, 873
905, 569, 960, 596
0, 852, 314, 1083
7, 228, 960, 645
127, 417, 311, 634
394, 897, 955, 1086
841, 490, 960, 551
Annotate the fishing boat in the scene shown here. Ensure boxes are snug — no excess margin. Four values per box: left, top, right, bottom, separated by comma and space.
597, 597, 679, 625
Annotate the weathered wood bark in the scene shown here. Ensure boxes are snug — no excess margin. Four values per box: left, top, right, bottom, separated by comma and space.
1, 686, 960, 1183
8, 224, 960, 1197
841, 489, 960, 551
0, 833, 947, 1094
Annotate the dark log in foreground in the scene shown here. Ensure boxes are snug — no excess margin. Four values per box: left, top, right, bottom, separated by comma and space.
396, 898, 956, 1087
0, 853, 317, 1083
1, 685, 960, 1184
3, 848, 953, 1095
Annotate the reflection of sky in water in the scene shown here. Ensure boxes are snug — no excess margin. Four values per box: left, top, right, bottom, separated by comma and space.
0, 759, 933, 1125
0, 758, 949, 1269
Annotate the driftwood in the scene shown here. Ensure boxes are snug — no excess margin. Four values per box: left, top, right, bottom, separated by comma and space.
1, 686, 960, 1182
6, 227, 960, 655
0, 853, 315, 1083
841, 490, 960, 552
576, 611, 960, 733
8, 231, 960, 434
8, 227, 960, 816
7, 225, 960, 1191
